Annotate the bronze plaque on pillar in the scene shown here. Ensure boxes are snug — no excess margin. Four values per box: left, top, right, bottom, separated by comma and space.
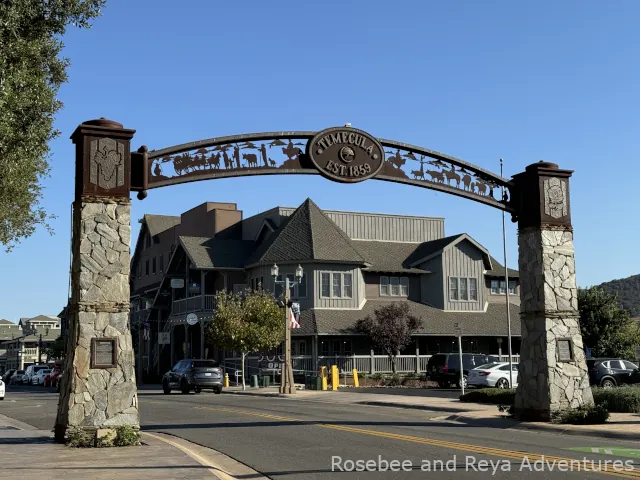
556, 339, 574, 362
91, 338, 118, 369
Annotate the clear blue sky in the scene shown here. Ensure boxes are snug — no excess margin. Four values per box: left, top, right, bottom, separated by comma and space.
1, 1, 639, 322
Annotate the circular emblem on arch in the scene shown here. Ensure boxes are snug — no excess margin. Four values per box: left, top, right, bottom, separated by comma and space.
306, 127, 385, 183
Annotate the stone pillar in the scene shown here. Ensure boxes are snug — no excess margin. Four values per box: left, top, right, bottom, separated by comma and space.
512, 162, 593, 421
55, 119, 139, 442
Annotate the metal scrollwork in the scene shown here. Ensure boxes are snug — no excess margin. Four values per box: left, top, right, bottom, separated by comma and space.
147, 131, 514, 213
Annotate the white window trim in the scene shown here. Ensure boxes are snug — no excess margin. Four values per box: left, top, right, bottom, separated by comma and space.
449, 276, 479, 302
490, 279, 517, 295
380, 275, 409, 297
319, 271, 352, 299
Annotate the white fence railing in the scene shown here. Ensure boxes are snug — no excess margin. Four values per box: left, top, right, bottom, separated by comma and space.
221, 354, 521, 376
171, 295, 217, 315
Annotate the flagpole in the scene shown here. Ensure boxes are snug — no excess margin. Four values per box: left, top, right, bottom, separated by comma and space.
501, 158, 514, 388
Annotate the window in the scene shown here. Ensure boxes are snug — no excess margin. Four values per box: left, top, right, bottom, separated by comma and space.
499, 280, 506, 294
152, 257, 156, 275
159, 254, 164, 273
145, 260, 149, 276
259, 276, 264, 290
294, 340, 307, 356
343, 273, 352, 298
490, 280, 498, 294
400, 277, 409, 296
343, 340, 353, 356
332, 273, 342, 297
623, 361, 638, 370
320, 341, 329, 356
275, 275, 283, 298
449, 277, 458, 300
380, 276, 389, 296
508, 280, 516, 295
390, 277, 400, 296
459, 278, 468, 301
469, 278, 478, 301
297, 274, 306, 298
321, 273, 330, 297
332, 340, 341, 356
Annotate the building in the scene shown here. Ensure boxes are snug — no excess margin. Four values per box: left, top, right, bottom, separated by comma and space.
2, 315, 61, 371
130, 199, 520, 378
0, 320, 22, 374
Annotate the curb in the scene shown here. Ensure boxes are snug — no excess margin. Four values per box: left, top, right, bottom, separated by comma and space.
444, 413, 640, 441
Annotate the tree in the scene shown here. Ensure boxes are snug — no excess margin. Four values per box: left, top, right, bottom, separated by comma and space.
0, 0, 105, 250
205, 288, 283, 390
355, 302, 422, 374
579, 286, 640, 360
45, 335, 65, 362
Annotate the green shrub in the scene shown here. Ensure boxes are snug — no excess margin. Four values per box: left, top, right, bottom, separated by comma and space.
592, 386, 640, 413
372, 373, 384, 381
65, 427, 94, 448
387, 374, 401, 386
552, 404, 610, 425
113, 425, 141, 447
459, 388, 516, 404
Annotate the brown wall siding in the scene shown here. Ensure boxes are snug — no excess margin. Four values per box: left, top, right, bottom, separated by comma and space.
442, 240, 485, 311
420, 256, 444, 309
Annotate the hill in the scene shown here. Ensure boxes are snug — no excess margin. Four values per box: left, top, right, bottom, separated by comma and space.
596, 274, 640, 318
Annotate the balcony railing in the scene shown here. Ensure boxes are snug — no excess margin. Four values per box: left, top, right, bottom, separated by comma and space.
172, 295, 216, 315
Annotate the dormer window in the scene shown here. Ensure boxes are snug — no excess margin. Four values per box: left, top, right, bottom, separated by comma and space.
380, 276, 409, 297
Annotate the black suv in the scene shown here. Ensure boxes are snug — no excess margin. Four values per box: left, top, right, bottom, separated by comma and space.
427, 353, 499, 388
163, 359, 224, 394
587, 358, 640, 388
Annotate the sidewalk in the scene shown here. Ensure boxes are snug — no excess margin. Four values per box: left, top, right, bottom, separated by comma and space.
222, 386, 640, 441
0, 413, 267, 480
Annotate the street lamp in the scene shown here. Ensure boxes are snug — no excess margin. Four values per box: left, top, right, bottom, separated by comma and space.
272, 263, 304, 394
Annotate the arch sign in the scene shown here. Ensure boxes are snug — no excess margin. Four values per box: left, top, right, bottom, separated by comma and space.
55, 118, 592, 443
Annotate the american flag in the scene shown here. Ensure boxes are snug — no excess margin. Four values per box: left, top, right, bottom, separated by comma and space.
289, 308, 300, 329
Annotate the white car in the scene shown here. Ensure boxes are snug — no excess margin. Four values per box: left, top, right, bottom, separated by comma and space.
32, 369, 51, 386
468, 362, 519, 389
0, 379, 5, 400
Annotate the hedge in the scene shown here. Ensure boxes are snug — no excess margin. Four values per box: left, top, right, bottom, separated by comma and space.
592, 386, 640, 413
460, 386, 640, 414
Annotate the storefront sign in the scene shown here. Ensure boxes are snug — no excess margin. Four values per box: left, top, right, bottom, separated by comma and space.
170, 278, 184, 289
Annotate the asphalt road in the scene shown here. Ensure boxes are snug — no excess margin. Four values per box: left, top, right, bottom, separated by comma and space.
3, 384, 640, 479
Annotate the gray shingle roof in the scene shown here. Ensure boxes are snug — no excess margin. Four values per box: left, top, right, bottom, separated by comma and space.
246, 198, 366, 266
311, 300, 521, 336
486, 256, 519, 278
145, 214, 180, 237
352, 241, 427, 273
180, 237, 256, 269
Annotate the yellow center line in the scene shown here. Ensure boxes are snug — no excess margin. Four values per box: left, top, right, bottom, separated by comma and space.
197, 406, 640, 479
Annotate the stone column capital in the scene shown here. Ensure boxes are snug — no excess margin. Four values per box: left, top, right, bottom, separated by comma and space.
512, 161, 573, 229
71, 118, 136, 202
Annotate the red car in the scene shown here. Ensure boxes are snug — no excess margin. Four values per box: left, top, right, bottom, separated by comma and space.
44, 368, 61, 387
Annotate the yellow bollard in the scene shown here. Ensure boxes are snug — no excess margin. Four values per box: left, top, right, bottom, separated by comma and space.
331, 365, 339, 391
320, 366, 328, 391
352, 368, 359, 388
224, 373, 230, 388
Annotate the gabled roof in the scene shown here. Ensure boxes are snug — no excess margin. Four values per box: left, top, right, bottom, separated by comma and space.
352, 241, 428, 274
486, 256, 519, 278
246, 198, 366, 266
0, 320, 14, 325
144, 214, 180, 237
180, 236, 256, 270
407, 233, 492, 270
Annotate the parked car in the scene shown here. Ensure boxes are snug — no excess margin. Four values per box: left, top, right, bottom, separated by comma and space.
44, 367, 61, 387
587, 358, 640, 388
32, 369, 51, 386
162, 359, 223, 394
468, 362, 519, 389
427, 353, 500, 388
9, 370, 25, 385
2, 369, 15, 383
0, 378, 4, 400
23, 365, 48, 385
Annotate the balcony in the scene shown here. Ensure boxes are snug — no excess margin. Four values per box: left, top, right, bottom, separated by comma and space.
172, 295, 216, 315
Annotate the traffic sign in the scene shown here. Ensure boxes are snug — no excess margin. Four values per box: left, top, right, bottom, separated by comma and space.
186, 313, 199, 326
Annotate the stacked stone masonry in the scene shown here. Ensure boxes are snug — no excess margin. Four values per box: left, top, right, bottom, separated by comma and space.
515, 226, 593, 419
56, 199, 139, 438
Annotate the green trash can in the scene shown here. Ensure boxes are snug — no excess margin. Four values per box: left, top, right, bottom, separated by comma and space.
261, 376, 270, 388
251, 375, 259, 388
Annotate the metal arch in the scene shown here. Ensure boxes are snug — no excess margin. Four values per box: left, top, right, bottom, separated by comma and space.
145, 131, 515, 213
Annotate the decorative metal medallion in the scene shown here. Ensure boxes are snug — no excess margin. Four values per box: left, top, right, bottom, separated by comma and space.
306, 127, 385, 183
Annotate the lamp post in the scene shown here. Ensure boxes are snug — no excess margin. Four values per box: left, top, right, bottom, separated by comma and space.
272, 263, 303, 395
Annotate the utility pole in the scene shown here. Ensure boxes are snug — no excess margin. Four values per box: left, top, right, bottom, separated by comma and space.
38, 333, 43, 364
280, 278, 295, 394
500, 159, 514, 387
